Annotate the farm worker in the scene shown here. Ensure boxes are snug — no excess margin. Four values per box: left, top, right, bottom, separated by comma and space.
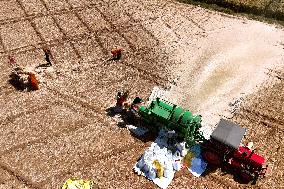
132, 97, 142, 105
116, 92, 123, 106
130, 97, 142, 112
8, 55, 17, 66
116, 91, 129, 107
43, 48, 52, 66
111, 48, 122, 60
28, 72, 39, 90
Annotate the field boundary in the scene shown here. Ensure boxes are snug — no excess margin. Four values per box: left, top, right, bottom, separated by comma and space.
177, 0, 284, 25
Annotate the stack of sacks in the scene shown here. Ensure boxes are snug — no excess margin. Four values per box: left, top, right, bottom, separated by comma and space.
183, 152, 195, 167
135, 142, 175, 180
134, 130, 176, 188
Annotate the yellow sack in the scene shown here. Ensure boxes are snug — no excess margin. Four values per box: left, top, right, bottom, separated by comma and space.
61, 178, 94, 189
153, 160, 164, 178
183, 151, 195, 167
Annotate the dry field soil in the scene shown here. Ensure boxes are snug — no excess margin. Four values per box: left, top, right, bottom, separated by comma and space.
0, 0, 283, 188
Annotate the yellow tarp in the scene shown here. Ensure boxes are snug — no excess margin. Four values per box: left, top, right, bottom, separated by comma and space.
61, 178, 94, 189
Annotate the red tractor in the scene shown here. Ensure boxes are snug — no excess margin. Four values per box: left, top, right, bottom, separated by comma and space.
202, 119, 267, 184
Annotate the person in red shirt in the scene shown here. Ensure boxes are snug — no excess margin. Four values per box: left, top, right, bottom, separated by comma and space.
111, 48, 122, 60
8, 55, 17, 66
28, 72, 39, 90
116, 91, 129, 107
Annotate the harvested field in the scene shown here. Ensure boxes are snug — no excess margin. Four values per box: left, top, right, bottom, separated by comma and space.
179, 0, 284, 22
0, 0, 283, 189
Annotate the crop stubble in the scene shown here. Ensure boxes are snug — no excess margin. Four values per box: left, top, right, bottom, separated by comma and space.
0, 0, 283, 188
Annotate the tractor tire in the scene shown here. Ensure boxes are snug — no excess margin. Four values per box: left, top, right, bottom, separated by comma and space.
240, 170, 254, 183
203, 151, 221, 166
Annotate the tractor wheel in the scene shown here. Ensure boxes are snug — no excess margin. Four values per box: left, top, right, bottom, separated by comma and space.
203, 151, 221, 165
240, 170, 254, 183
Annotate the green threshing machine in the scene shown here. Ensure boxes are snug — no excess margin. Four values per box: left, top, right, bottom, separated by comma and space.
138, 97, 204, 147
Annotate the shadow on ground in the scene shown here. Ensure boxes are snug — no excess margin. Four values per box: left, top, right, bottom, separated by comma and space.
200, 157, 259, 185
105, 106, 158, 143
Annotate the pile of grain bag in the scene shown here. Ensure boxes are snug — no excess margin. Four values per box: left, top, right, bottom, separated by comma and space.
134, 130, 207, 188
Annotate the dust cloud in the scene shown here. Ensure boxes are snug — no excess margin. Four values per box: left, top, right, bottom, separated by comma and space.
166, 21, 284, 129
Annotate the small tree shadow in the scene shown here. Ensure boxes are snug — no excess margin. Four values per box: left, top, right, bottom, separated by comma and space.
107, 57, 121, 61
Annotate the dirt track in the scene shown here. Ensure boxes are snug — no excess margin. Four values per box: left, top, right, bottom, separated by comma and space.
0, 0, 283, 188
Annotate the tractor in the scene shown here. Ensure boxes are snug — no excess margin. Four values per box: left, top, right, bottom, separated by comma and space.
138, 97, 205, 147
201, 119, 267, 183
131, 97, 267, 183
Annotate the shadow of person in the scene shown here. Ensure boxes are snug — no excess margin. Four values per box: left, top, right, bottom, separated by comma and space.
36, 63, 51, 68
105, 106, 123, 117
8, 77, 25, 91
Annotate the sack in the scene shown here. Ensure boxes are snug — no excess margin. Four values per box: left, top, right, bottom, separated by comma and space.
61, 178, 94, 189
